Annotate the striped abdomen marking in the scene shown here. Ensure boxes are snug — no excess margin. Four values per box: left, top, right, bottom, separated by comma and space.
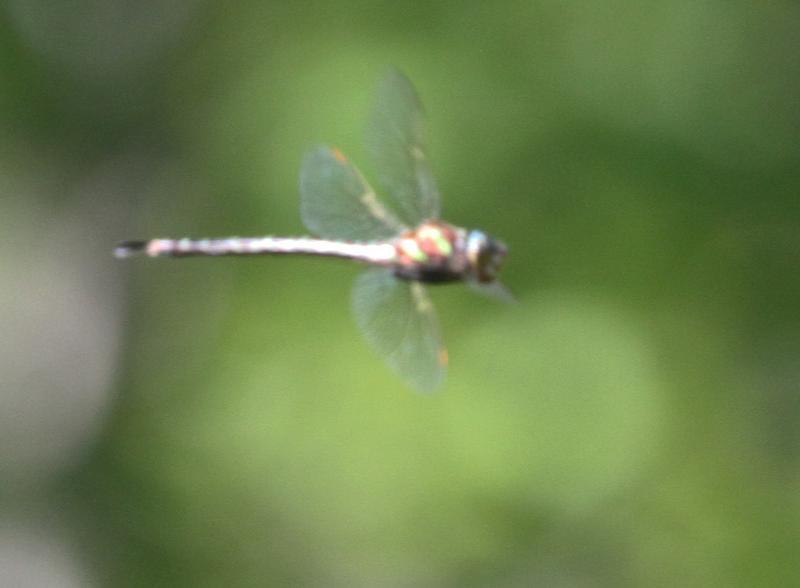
114, 237, 397, 265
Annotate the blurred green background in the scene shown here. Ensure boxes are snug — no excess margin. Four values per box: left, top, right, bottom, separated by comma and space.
2, 1, 799, 586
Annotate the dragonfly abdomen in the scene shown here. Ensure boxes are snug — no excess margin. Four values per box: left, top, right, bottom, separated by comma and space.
114, 236, 397, 264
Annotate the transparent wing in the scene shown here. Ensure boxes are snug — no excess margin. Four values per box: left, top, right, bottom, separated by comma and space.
365, 68, 441, 227
468, 280, 517, 304
352, 268, 446, 393
300, 145, 406, 241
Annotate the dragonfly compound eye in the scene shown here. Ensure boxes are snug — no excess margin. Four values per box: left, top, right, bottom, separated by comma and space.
467, 231, 507, 283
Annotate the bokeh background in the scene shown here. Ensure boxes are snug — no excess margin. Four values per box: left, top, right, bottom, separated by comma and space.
2, 1, 799, 586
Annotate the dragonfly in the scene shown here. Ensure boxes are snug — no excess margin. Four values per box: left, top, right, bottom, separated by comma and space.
116, 69, 509, 392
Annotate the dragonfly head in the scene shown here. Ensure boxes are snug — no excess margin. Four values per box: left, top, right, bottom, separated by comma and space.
466, 230, 507, 283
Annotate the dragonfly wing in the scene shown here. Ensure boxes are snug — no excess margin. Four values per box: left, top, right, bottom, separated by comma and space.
468, 279, 517, 304
352, 268, 446, 393
366, 68, 441, 227
300, 145, 407, 241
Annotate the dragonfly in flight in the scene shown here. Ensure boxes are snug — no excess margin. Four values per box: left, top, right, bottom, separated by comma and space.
116, 69, 509, 392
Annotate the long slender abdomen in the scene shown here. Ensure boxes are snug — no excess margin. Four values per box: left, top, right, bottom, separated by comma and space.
114, 236, 397, 265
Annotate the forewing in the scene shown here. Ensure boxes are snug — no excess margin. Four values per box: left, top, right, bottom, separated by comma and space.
468, 280, 517, 304
352, 268, 446, 393
365, 68, 441, 227
300, 145, 406, 241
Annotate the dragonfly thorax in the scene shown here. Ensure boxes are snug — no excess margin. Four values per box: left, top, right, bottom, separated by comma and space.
392, 221, 469, 283
391, 221, 507, 285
